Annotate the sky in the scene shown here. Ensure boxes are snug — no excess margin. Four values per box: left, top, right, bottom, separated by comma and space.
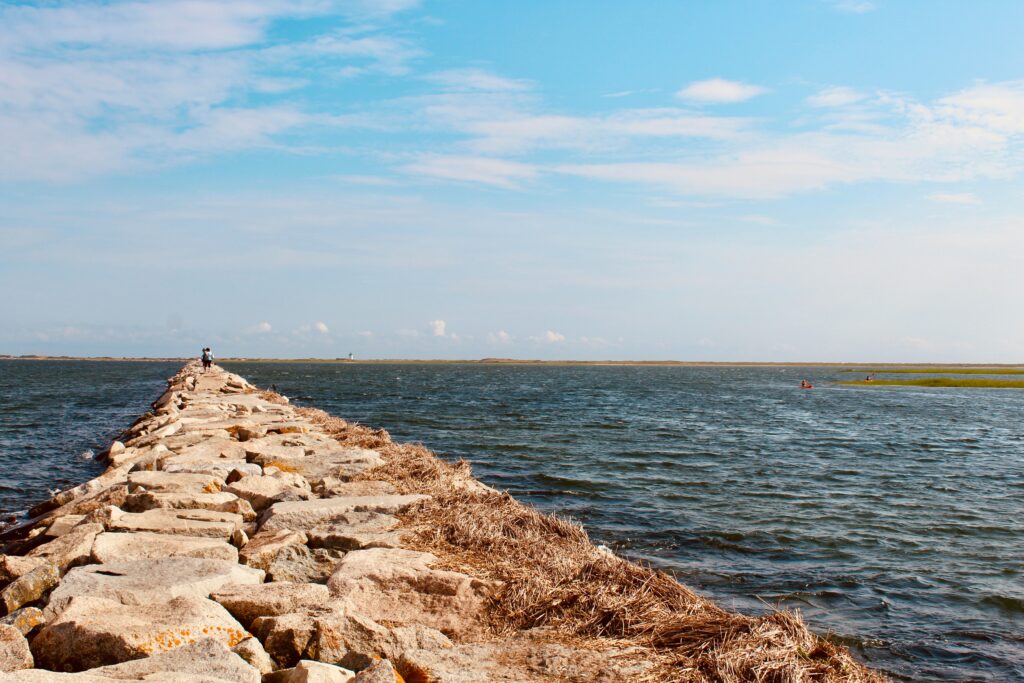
2, 0, 1024, 361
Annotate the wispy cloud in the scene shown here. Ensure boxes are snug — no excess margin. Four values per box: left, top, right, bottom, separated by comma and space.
426, 68, 532, 92
676, 78, 767, 104
807, 86, 867, 108
0, 1, 420, 181
927, 192, 981, 205
247, 321, 273, 334
429, 319, 447, 336
404, 155, 537, 188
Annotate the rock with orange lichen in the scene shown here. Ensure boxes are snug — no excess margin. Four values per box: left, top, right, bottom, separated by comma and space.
31, 596, 250, 672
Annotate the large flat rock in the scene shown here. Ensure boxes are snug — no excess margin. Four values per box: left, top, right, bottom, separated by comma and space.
122, 491, 255, 521
248, 450, 383, 483
91, 532, 238, 563
259, 496, 427, 532
210, 582, 331, 629
109, 509, 242, 539
46, 558, 263, 618
126, 472, 223, 494
31, 595, 249, 671
327, 549, 491, 639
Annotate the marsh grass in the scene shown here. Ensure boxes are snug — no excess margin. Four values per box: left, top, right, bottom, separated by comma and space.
841, 378, 1024, 388
841, 367, 1024, 375
294, 404, 887, 682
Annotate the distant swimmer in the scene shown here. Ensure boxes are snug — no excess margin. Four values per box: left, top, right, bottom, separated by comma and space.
800, 379, 813, 389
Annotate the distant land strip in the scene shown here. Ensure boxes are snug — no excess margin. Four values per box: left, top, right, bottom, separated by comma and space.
841, 378, 1024, 389
3, 355, 1024, 370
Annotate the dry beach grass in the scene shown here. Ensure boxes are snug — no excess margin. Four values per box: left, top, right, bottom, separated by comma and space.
297, 406, 888, 683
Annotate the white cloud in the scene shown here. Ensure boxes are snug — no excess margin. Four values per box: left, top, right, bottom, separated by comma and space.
248, 321, 273, 334
807, 86, 867, 108
676, 78, 767, 104
426, 68, 532, 92
314, 321, 329, 333
487, 330, 512, 344
429, 319, 447, 337
927, 192, 981, 205
530, 330, 565, 343
0, 1, 420, 181
357, 330, 374, 337
404, 155, 537, 188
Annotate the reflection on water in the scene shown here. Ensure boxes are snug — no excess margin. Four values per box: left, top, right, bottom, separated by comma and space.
2, 360, 1022, 681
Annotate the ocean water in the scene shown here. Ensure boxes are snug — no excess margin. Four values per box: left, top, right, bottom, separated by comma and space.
1, 360, 1022, 681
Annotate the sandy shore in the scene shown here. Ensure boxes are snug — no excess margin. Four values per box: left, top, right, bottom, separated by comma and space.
0, 362, 887, 681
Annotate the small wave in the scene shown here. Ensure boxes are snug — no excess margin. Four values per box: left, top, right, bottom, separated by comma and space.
981, 594, 1024, 615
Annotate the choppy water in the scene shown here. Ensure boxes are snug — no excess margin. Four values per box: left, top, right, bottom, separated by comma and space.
1, 360, 1022, 681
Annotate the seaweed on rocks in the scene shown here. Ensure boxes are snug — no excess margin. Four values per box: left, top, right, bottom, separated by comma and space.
295, 405, 887, 683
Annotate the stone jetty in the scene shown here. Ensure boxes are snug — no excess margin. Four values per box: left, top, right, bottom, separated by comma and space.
0, 363, 886, 682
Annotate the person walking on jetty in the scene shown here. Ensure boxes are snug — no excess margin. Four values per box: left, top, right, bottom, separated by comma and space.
201, 347, 214, 372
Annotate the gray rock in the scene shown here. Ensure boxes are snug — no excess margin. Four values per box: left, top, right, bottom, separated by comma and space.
0, 624, 32, 671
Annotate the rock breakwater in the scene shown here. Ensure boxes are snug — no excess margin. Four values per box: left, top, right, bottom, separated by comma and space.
0, 363, 886, 682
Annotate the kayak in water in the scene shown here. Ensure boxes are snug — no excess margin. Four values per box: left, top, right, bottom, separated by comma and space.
800, 380, 814, 389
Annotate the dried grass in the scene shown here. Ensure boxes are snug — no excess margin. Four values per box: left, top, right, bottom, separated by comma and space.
295, 405, 887, 683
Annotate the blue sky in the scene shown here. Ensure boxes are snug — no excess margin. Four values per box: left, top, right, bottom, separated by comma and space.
2, 0, 1023, 360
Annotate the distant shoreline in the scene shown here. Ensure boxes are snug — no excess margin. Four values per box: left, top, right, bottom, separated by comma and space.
2, 355, 1023, 369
